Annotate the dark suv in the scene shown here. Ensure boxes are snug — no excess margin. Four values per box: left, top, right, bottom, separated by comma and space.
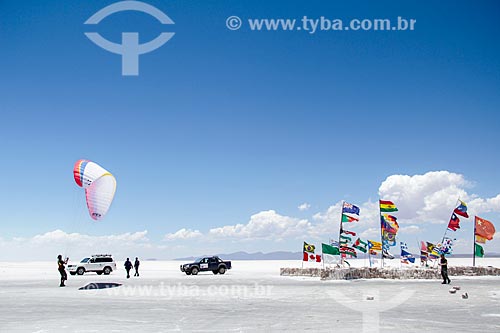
180, 256, 232, 275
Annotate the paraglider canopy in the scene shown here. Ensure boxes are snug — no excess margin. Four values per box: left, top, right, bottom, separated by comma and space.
73, 159, 116, 220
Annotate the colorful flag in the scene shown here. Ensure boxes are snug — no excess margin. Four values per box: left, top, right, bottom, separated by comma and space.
420, 241, 427, 252
420, 251, 428, 261
380, 200, 398, 212
340, 235, 352, 243
383, 214, 398, 223
382, 231, 396, 246
454, 200, 469, 218
369, 250, 378, 256
448, 213, 461, 231
400, 249, 415, 263
439, 238, 454, 255
381, 215, 399, 234
330, 239, 340, 247
383, 250, 395, 259
428, 251, 440, 259
322, 243, 341, 256
303, 242, 315, 253
368, 240, 382, 251
474, 243, 484, 258
342, 202, 360, 215
340, 224, 356, 236
341, 214, 359, 223
401, 252, 416, 264
341, 228, 357, 236
426, 242, 436, 253
340, 247, 357, 257
475, 216, 496, 241
353, 238, 368, 253
303, 252, 322, 262
400, 242, 414, 258
475, 235, 487, 244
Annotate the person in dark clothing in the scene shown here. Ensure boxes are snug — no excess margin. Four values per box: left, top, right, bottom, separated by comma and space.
57, 255, 68, 287
134, 257, 140, 277
124, 258, 133, 279
440, 254, 451, 284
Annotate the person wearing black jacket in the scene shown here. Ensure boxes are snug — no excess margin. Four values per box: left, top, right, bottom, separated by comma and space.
134, 257, 140, 277
439, 254, 451, 284
57, 255, 68, 287
124, 258, 133, 279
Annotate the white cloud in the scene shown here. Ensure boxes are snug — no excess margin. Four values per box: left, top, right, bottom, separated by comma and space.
399, 225, 422, 235
30, 229, 149, 244
378, 171, 500, 225
208, 210, 311, 241
378, 171, 469, 223
3, 170, 500, 259
298, 203, 311, 211
469, 194, 500, 214
0, 230, 155, 261
164, 228, 202, 241
312, 200, 380, 237
359, 228, 381, 240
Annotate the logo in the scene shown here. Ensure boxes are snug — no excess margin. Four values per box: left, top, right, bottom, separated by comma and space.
84, 1, 175, 76
327, 288, 415, 332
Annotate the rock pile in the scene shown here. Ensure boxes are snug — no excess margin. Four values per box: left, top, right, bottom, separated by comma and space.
280, 266, 500, 280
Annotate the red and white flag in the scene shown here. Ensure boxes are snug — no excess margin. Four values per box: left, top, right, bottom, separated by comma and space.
303, 252, 322, 262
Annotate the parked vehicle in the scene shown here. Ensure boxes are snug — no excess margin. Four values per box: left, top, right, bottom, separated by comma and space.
68, 254, 117, 276
180, 256, 232, 275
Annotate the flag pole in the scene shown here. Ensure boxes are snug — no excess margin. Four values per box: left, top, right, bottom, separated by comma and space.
364, 248, 367, 268
441, 197, 460, 244
473, 216, 476, 267
379, 199, 384, 268
416, 239, 422, 267
301, 241, 304, 269
399, 242, 402, 268
339, 201, 345, 267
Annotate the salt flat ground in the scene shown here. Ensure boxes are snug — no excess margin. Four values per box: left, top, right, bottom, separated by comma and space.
0, 259, 499, 332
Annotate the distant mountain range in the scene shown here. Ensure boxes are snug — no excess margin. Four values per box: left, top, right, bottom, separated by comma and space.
174, 251, 500, 261
174, 251, 303, 261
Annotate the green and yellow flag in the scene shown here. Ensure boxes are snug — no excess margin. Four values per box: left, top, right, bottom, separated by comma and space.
304, 242, 315, 253
475, 243, 484, 258
380, 200, 398, 212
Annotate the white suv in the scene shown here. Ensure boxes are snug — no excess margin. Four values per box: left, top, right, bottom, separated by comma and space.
68, 255, 117, 276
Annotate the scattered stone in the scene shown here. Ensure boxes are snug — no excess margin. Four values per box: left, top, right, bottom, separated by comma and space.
453, 286, 461, 290
366, 296, 375, 300
462, 293, 469, 299
449, 288, 457, 294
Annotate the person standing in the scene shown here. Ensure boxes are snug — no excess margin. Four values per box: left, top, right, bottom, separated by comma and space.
124, 258, 133, 279
134, 257, 140, 277
439, 254, 451, 284
57, 255, 68, 287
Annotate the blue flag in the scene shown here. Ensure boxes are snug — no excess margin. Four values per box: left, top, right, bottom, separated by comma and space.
454, 200, 469, 218
401, 249, 416, 263
342, 202, 360, 215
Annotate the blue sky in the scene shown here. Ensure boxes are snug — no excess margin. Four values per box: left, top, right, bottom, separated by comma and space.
1, 0, 499, 259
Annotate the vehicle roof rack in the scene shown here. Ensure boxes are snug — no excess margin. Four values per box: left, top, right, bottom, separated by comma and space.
91, 254, 113, 258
